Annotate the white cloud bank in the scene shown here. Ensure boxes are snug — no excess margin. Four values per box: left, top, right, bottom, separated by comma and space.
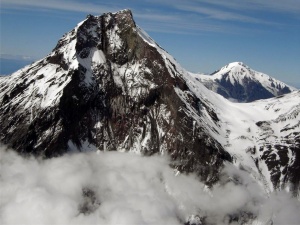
0, 146, 299, 225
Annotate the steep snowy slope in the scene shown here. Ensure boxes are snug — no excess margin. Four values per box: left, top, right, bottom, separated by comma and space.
184, 72, 300, 194
197, 62, 296, 102
0, 10, 299, 195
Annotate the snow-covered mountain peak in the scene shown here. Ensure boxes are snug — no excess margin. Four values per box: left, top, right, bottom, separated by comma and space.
198, 62, 296, 102
218, 61, 249, 72
214, 62, 259, 79
51, 9, 136, 69
1, 9, 229, 176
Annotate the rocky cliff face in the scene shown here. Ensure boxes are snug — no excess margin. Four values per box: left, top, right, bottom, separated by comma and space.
197, 62, 296, 102
254, 94, 300, 193
0, 10, 299, 194
0, 10, 230, 185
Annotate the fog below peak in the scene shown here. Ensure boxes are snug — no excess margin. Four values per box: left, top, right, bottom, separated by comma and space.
0, 147, 299, 225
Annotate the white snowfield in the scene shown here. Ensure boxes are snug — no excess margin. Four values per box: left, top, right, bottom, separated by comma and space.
186, 70, 300, 192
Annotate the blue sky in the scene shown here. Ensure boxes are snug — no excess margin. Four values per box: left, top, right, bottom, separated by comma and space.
1, 0, 300, 87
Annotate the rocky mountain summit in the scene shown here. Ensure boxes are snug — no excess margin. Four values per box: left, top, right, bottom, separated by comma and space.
0, 9, 299, 195
197, 62, 296, 102
0, 10, 230, 185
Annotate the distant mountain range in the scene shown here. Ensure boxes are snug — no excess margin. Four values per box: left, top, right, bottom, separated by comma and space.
0, 10, 299, 223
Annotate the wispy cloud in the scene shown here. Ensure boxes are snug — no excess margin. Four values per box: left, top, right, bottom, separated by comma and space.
149, 0, 299, 27
0, 0, 119, 14
0, 0, 234, 34
175, 5, 276, 25
160, 0, 300, 16
134, 13, 179, 23
193, 0, 300, 14
1, 0, 298, 36
0, 53, 34, 61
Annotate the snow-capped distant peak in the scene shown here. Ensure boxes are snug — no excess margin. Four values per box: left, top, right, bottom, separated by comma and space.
197, 62, 296, 102
219, 61, 248, 71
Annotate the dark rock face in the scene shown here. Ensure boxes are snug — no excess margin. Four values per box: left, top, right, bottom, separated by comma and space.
0, 10, 230, 185
255, 107, 300, 196
78, 187, 101, 215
